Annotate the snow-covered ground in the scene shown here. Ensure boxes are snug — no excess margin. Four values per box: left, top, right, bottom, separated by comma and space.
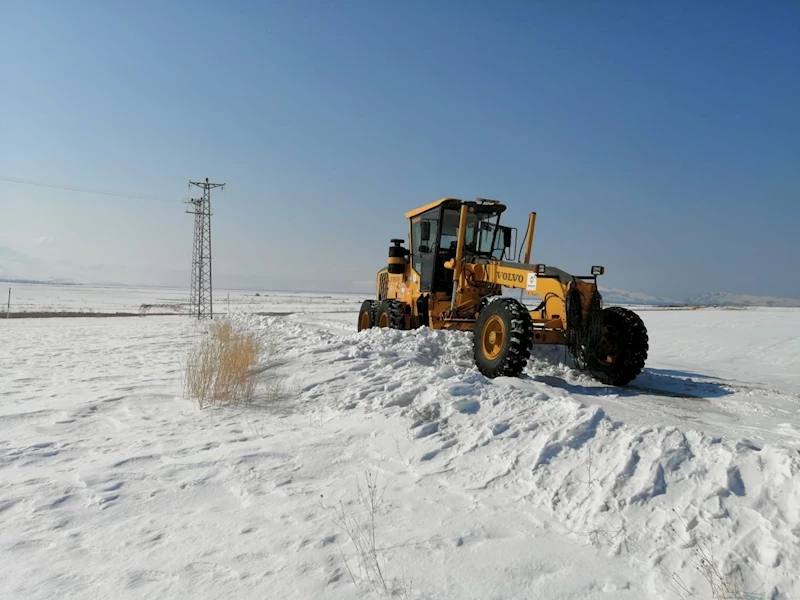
2, 290, 799, 599
1, 283, 363, 315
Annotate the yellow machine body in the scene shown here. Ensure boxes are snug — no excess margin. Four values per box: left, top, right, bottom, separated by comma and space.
363, 197, 648, 385
375, 199, 600, 340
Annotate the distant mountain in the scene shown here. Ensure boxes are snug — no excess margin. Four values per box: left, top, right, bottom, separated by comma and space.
599, 287, 683, 306
0, 245, 138, 286
0, 277, 79, 286
597, 287, 800, 308
687, 292, 800, 308
0, 246, 53, 281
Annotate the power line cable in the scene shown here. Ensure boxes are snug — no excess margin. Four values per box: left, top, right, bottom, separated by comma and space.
0, 175, 185, 203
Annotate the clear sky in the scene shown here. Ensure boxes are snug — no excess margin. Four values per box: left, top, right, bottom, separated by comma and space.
1, 1, 798, 300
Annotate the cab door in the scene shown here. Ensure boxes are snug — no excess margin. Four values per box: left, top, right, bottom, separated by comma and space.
410, 209, 440, 292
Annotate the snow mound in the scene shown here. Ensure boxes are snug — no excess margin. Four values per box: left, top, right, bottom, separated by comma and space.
262, 315, 800, 598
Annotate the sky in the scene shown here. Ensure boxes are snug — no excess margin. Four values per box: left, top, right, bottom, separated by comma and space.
1, 1, 798, 300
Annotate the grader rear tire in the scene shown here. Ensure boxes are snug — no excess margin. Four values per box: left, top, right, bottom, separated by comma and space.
473, 298, 534, 378
376, 300, 405, 329
585, 307, 649, 386
357, 300, 378, 331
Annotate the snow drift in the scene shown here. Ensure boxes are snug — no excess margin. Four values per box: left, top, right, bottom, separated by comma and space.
264, 313, 800, 598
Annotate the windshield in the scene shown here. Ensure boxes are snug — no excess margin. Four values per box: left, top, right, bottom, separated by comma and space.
440, 209, 477, 250
440, 208, 505, 258
476, 221, 505, 259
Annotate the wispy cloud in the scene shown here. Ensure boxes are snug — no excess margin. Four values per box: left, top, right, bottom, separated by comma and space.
34, 236, 54, 245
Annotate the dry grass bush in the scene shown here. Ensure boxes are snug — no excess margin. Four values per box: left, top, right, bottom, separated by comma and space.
184, 318, 263, 409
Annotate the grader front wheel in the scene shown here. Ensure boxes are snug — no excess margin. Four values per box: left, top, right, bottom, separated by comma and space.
473, 298, 534, 378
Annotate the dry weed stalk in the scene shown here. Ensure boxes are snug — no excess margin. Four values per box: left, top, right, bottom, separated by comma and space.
667, 512, 755, 600
329, 470, 411, 598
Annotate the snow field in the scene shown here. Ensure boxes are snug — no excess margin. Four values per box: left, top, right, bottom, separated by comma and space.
1, 304, 799, 598
264, 314, 800, 598
1, 316, 646, 599
2, 283, 364, 316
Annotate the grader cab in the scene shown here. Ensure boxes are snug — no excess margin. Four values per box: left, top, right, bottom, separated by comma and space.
358, 198, 649, 386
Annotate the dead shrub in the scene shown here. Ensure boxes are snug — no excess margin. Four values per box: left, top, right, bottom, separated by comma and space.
184, 318, 262, 408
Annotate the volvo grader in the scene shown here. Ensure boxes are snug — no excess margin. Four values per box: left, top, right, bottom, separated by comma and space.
357, 197, 649, 386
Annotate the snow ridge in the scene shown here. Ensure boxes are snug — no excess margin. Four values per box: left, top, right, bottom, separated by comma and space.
263, 315, 800, 599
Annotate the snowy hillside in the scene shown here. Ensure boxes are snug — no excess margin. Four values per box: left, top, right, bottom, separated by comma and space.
600, 288, 800, 308
0, 246, 54, 281
688, 292, 800, 308
598, 286, 681, 306
2, 299, 799, 599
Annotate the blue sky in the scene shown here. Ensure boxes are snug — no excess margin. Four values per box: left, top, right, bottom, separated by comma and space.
1, 1, 798, 299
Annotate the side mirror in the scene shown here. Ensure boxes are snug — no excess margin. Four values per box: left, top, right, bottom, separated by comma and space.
503, 227, 512, 249
421, 221, 431, 242
418, 245, 431, 253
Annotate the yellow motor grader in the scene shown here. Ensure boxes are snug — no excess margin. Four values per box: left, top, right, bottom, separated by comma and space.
358, 197, 649, 386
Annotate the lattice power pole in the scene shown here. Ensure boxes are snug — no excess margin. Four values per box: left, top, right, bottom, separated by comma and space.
185, 177, 225, 319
